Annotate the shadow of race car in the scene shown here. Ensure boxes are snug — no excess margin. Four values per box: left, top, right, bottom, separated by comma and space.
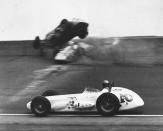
27, 83, 144, 117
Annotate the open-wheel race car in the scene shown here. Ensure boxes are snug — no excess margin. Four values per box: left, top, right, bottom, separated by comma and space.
27, 81, 144, 117
32, 19, 88, 63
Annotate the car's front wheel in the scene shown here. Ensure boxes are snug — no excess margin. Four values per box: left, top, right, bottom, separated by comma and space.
96, 93, 120, 116
31, 96, 51, 117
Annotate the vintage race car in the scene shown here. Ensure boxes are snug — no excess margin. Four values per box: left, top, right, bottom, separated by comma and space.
33, 19, 88, 50
53, 43, 82, 63
32, 19, 88, 63
27, 85, 144, 117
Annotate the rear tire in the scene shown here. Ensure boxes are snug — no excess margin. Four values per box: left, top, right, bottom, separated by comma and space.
96, 93, 120, 116
33, 36, 41, 49
42, 90, 59, 97
31, 96, 51, 117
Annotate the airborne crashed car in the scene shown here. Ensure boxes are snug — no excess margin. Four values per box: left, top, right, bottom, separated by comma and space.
27, 81, 144, 116
32, 19, 89, 62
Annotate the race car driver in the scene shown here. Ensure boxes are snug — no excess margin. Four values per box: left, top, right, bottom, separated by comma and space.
102, 80, 113, 92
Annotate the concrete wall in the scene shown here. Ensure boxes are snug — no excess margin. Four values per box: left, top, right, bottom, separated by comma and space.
112, 37, 163, 65
1, 37, 163, 65
0, 40, 39, 56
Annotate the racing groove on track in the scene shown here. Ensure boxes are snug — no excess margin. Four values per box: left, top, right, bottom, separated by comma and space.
0, 56, 163, 115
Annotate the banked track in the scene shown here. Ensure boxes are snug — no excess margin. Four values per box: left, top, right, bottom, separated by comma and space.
1, 37, 163, 130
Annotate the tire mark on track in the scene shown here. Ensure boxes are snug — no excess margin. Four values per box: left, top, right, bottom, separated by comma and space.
8, 65, 68, 102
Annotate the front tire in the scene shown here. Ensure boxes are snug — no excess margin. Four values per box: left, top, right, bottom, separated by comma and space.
31, 96, 51, 117
96, 93, 120, 116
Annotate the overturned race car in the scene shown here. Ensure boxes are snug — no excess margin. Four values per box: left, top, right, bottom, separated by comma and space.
27, 81, 144, 117
33, 19, 89, 63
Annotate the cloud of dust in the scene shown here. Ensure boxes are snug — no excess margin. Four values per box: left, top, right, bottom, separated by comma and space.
76, 37, 163, 65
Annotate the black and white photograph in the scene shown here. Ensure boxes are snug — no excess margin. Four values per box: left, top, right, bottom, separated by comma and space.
0, 0, 163, 130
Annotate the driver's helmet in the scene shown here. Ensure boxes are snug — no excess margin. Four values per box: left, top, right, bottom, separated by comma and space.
102, 80, 110, 88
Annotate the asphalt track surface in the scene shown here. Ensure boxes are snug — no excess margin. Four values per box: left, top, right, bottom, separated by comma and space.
0, 115, 163, 131
0, 56, 163, 115
1, 55, 163, 130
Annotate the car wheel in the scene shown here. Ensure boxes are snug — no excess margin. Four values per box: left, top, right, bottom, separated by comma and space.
31, 96, 51, 117
96, 93, 120, 116
42, 90, 59, 97
33, 36, 40, 49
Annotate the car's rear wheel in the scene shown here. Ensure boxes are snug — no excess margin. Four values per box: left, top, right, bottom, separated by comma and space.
31, 96, 51, 117
33, 36, 41, 49
96, 93, 120, 116
42, 90, 59, 97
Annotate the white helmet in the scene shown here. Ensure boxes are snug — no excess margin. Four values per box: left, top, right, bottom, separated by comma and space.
102, 80, 110, 88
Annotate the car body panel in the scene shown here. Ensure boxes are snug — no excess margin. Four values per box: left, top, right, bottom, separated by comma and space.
54, 44, 80, 63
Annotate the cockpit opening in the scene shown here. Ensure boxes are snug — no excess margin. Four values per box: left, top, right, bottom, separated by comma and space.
83, 88, 100, 93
